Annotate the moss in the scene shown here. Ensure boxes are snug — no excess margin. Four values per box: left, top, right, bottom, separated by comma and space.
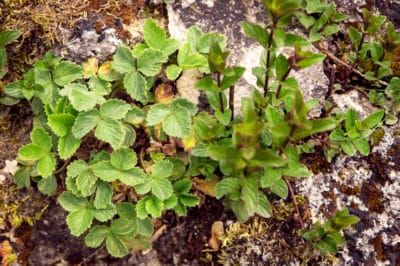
370, 127, 385, 146
360, 182, 384, 214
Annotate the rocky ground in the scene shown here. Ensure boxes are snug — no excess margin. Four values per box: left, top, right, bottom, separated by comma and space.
0, 0, 399, 265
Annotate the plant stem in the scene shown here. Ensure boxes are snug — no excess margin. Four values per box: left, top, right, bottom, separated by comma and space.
263, 26, 275, 97
217, 72, 224, 113
284, 176, 304, 228
315, 43, 389, 87
275, 67, 292, 99
229, 85, 234, 119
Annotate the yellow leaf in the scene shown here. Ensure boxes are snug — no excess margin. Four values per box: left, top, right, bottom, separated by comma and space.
192, 175, 219, 197
82, 57, 98, 78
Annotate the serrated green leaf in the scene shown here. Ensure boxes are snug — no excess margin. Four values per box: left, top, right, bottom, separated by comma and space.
13, 166, 32, 188
37, 175, 57, 195
137, 48, 168, 76
348, 27, 362, 48
296, 52, 326, 68
215, 177, 241, 199
172, 179, 191, 194
117, 202, 137, 219
88, 76, 111, 95
63, 83, 105, 112
105, 234, 129, 258
92, 161, 118, 182
47, 113, 75, 137
111, 217, 137, 237
37, 153, 56, 177
145, 196, 164, 217
67, 160, 88, 177
146, 103, 171, 125
256, 192, 272, 218
164, 195, 178, 209
111, 46, 136, 74
221, 67, 245, 90
160, 38, 179, 56
110, 148, 137, 171
31, 127, 52, 149
241, 177, 258, 214
119, 167, 147, 186
353, 137, 370, 156
0, 30, 21, 46
76, 169, 97, 197
58, 191, 88, 212
152, 160, 173, 178
18, 144, 44, 160
345, 109, 358, 132
179, 194, 199, 207
124, 106, 145, 125
341, 141, 356, 156
166, 64, 182, 80
195, 77, 219, 92
66, 209, 93, 236
99, 99, 131, 120
260, 168, 282, 187
58, 131, 81, 159
208, 145, 246, 169
239, 21, 269, 48
163, 105, 192, 137
143, 18, 167, 50
85, 226, 110, 247
270, 178, 288, 198
136, 198, 149, 218
124, 71, 149, 103
53, 61, 83, 86
249, 149, 286, 168
94, 181, 113, 209
95, 119, 124, 149
275, 54, 290, 81
72, 109, 100, 138
91, 204, 117, 222
151, 177, 173, 200
292, 118, 338, 140
361, 110, 384, 129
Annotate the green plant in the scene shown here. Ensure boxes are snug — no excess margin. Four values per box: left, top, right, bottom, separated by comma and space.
301, 208, 360, 256
4, 0, 385, 259
0, 30, 21, 80
327, 109, 384, 161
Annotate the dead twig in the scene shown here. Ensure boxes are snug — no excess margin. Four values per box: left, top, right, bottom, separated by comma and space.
315, 43, 389, 87
284, 176, 304, 228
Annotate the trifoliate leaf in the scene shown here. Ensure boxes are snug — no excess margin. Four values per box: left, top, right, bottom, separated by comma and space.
124, 71, 149, 103
95, 119, 124, 150
37, 175, 57, 195
72, 109, 100, 138
66, 209, 93, 236
137, 48, 168, 76
145, 196, 164, 217
151, 160, 173, 178
100, 99, 131, 120
94, 181, 113, 209
110, 148, 137, 170
37, 153, 56, 178
146, 103, 171, 126
111, 45, 136, 74
163, 105, 192, 137
53, 61, 83, 87
92, 161, 119, 182
85, 226, 110, 248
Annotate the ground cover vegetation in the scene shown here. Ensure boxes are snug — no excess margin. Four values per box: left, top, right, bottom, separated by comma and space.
1, 0, 398, 262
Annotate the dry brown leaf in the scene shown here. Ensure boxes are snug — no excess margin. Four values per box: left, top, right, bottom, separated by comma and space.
192, 176, 219, 197
208, 221, 224, 251
155, 83, 175, 104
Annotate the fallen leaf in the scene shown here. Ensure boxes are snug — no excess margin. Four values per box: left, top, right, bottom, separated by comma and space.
208, 221, 224, 250
192, 176, 219, 197
155, 83, 175, 104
